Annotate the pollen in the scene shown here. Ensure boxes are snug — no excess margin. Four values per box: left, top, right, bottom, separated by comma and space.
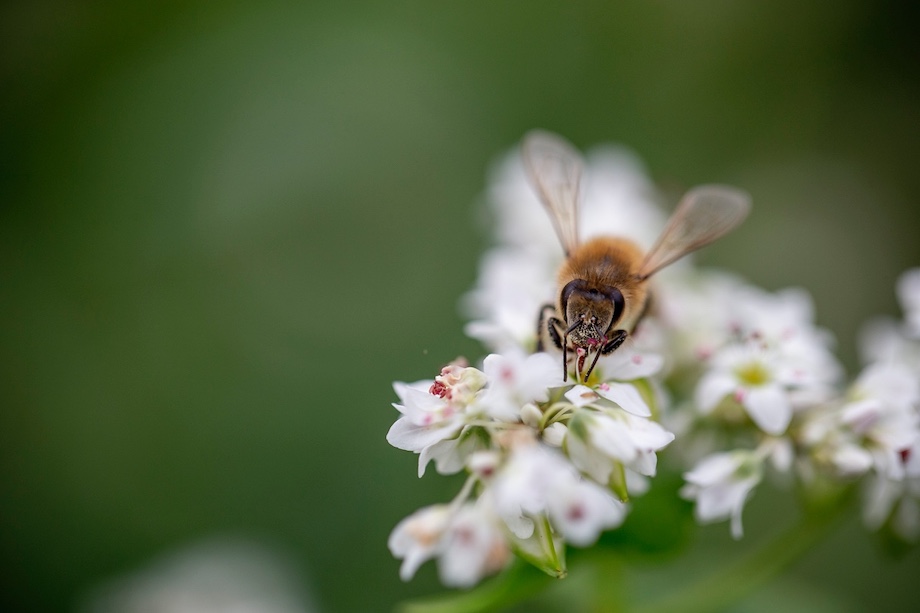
735, 361, 770, 387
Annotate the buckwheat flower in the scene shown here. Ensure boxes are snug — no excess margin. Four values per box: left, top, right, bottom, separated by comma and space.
563, 393, 675, 484
653, 270, 748, 365
463, 248, 558, 352
490, 439, 625, 549
438, 502, 512, 587
681, 450, 764, 539
862, 438, 920, 542
841, 362, 920, 480
479, 350, 564, 422
898, 268, 920, 339
546, 472, 627, 546
387, 362, 489, 477
859, 317, 920, 372
799, 407, 875, 478
695, 342, 794, 435
388, 505, 452, 582
387, 380, 467, 455
731, 285, 842, 403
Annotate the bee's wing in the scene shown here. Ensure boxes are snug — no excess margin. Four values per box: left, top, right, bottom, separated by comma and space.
521, 130, 583, 256
638, 185, 751, 279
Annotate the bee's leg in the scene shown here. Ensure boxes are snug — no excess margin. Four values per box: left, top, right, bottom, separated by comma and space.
600, 329, 628, 355
537, 304, 564, 351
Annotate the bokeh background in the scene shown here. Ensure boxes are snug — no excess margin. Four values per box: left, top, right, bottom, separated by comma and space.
2, 1, 919, 611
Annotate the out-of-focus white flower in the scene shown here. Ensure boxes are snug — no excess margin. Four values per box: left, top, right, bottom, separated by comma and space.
437, 502, 512, 588
862, 438, 920, 542
80, 539, 315, 613
389, 505, 452, 582
695, 343, 794, 435
681, 450, 764, 539
653, 271, 748, 364
388, 502, 511, 588
463, 248, 558, 351
842, 362, 920, 480
859, 317, 920, 372
897, 268, 920, 339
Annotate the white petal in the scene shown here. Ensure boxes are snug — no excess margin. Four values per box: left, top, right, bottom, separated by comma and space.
565, 425, 614, 484
695, 372, 736, 413
596, 382, 651, 417
598, 350, 663, 380
386, 416, 462, 453
565, 385, 599, 408
744, 385, 792, 435
590, 418, 639, 464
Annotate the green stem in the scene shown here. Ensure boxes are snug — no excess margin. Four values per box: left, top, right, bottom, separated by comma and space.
632, 505, 845, 613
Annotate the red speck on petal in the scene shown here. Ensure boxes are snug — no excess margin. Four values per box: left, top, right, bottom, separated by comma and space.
695, 346, 713, 360
901, 448, 912, 464
598, 382, 610, 392
632, 355, 643, 364
501, 366, 515, 382
567, 504, 586, 522
734, 388, 746, 403
454, 526, 475, 546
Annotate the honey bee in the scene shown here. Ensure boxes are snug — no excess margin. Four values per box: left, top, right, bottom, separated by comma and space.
522, 130, 751, 382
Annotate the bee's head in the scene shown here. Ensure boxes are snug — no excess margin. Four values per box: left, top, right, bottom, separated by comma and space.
561, 280, 625, 347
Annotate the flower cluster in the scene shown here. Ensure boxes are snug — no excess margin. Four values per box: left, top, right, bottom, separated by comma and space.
387, 348, 673, 586
387, 139, 920, 588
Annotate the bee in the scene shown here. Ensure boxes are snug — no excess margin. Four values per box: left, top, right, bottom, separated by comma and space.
522, 130, 751, 382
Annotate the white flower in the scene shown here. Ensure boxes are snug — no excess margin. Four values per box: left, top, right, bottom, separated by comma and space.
859, 316, 920, 372
564, 407, 675, 484
438, 502, 511, 587
463, 248, 558, 351
546, 475, 626, 546
479, 350, 564, 421
387, 362, 489, 477
695, 343, 794, 435
387, 380, 467, 454
681, 450, 763, 539
862, 438, 920, 542
490, 442, 626, 547
388, 502, 511, 588
841, 362, 920, 480
653, 270, 748, 364
388, 505, 452, 582
897, 268, 920, 339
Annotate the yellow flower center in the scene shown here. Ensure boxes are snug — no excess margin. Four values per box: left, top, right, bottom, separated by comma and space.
735, 361, 770, 387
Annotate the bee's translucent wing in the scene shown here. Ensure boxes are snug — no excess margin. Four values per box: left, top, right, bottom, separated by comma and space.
638, 185, 751, 279
521, 130, 583, 256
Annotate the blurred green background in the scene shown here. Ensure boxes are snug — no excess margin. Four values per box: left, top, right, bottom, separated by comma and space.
2, 1, 919, 611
